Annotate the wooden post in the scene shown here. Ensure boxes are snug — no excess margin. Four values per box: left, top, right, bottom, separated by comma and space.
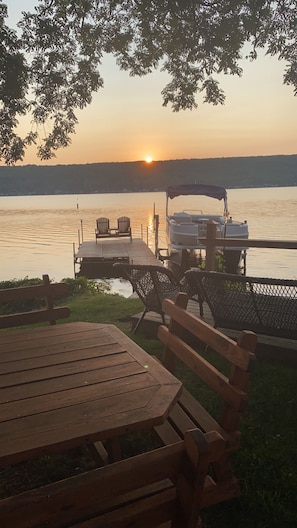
205, 221, 217, 271
154, 214, 159, 257
73, 242, 76, 277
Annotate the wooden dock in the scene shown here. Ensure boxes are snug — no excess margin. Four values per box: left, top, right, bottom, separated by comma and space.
74, 238, 161, 277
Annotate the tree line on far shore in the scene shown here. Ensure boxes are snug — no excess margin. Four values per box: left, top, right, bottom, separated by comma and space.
0, 155, 296, 196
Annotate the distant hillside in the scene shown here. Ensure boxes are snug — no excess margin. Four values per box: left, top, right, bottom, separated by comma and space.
0, 155, 296, 195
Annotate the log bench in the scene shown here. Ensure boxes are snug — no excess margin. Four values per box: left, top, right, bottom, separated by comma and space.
0, 274, 70, 329
185, 270, 297, 340
154, 292, 257, 513
0, 429, 228, 528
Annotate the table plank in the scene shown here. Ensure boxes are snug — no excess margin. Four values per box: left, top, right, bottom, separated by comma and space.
0, 352, 135, 388
0, 362, 146, 404
0, 342, 127, 372
0, 327, 115, 356
0, 386, 159, 464
1, 370, 156, 420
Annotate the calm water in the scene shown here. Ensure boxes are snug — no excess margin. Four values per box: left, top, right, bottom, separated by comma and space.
0, 187, 296, 284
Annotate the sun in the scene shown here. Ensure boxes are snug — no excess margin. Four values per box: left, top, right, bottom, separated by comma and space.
145, 156, 153, 163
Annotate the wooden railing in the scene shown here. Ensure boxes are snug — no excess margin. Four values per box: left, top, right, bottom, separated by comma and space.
201, 221, 297, 271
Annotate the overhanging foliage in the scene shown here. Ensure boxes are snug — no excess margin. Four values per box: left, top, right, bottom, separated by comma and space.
0, 0, 296, 164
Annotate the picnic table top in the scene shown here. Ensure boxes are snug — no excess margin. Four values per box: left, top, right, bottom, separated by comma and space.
0, 321, 182, 466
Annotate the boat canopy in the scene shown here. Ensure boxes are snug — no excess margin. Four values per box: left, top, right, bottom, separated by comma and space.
166, 184, 227, 201
166, 184, 229, 218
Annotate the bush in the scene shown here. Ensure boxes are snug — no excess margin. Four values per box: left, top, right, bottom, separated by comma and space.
61, 277, 110, 296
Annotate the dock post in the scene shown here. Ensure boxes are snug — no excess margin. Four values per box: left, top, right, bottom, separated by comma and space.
73, 242, 76, 277
154, 214, 159, 257
205, 221, 217, 271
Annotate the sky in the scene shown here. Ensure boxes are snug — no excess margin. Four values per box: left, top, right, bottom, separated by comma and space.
5, 1, 297, 166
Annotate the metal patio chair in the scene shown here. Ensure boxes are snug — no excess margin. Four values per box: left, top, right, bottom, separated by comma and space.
113, 263, 201, 333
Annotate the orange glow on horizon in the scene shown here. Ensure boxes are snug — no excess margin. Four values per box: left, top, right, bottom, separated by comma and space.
145, 156, 153, 163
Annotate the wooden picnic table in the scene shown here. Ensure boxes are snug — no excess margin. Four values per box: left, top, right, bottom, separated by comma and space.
0, 322, 182, 467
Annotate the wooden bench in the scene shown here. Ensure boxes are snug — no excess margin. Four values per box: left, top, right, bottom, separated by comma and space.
154, 292, 257, 513
185, 270, 297, 340
0, 274, 70, 329
0, 429, 228, 528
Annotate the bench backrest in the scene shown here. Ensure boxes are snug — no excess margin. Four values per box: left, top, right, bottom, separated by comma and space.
0, 429, 226, 528
185, 270, 297, 339
0, 274, 70, 329
159, 293, 256, 438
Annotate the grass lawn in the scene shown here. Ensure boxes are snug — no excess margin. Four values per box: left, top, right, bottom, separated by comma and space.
1, 283, 297, 527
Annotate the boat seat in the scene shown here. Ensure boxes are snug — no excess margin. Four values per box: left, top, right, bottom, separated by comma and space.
172, 212, 193, 223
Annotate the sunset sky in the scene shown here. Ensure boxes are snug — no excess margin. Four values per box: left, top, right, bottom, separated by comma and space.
6, 1, 297, 166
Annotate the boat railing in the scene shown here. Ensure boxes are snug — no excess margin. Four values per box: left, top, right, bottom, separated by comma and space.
182, 209, 203, 215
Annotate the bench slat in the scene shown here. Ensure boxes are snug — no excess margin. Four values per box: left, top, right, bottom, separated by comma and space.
0, 307, 71, 329
168, 402, 197, 435
178, 390, 241, 450
75, 488, 177, 528
154, 389, 241, 452
153, 419, 182, 445
162, 298, 254, 370
0, 282, 68, 302
159, 325, 247, 412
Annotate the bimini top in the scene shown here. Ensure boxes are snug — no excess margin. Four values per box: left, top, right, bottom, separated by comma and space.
166, 184, 227, 201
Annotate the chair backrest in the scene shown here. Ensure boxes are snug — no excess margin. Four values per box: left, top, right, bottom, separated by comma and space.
0, 429, 224, 528
159, 292, 257, 438
114, 263, 183, 313
0, 274, 70, 329
117, 216, 130, 233
96, 217, 109, 234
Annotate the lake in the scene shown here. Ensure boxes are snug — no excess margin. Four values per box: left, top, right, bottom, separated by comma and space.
0, 187, 296, 288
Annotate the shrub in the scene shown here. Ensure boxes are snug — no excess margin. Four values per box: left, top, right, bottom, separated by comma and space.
61, 277, 110, 296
